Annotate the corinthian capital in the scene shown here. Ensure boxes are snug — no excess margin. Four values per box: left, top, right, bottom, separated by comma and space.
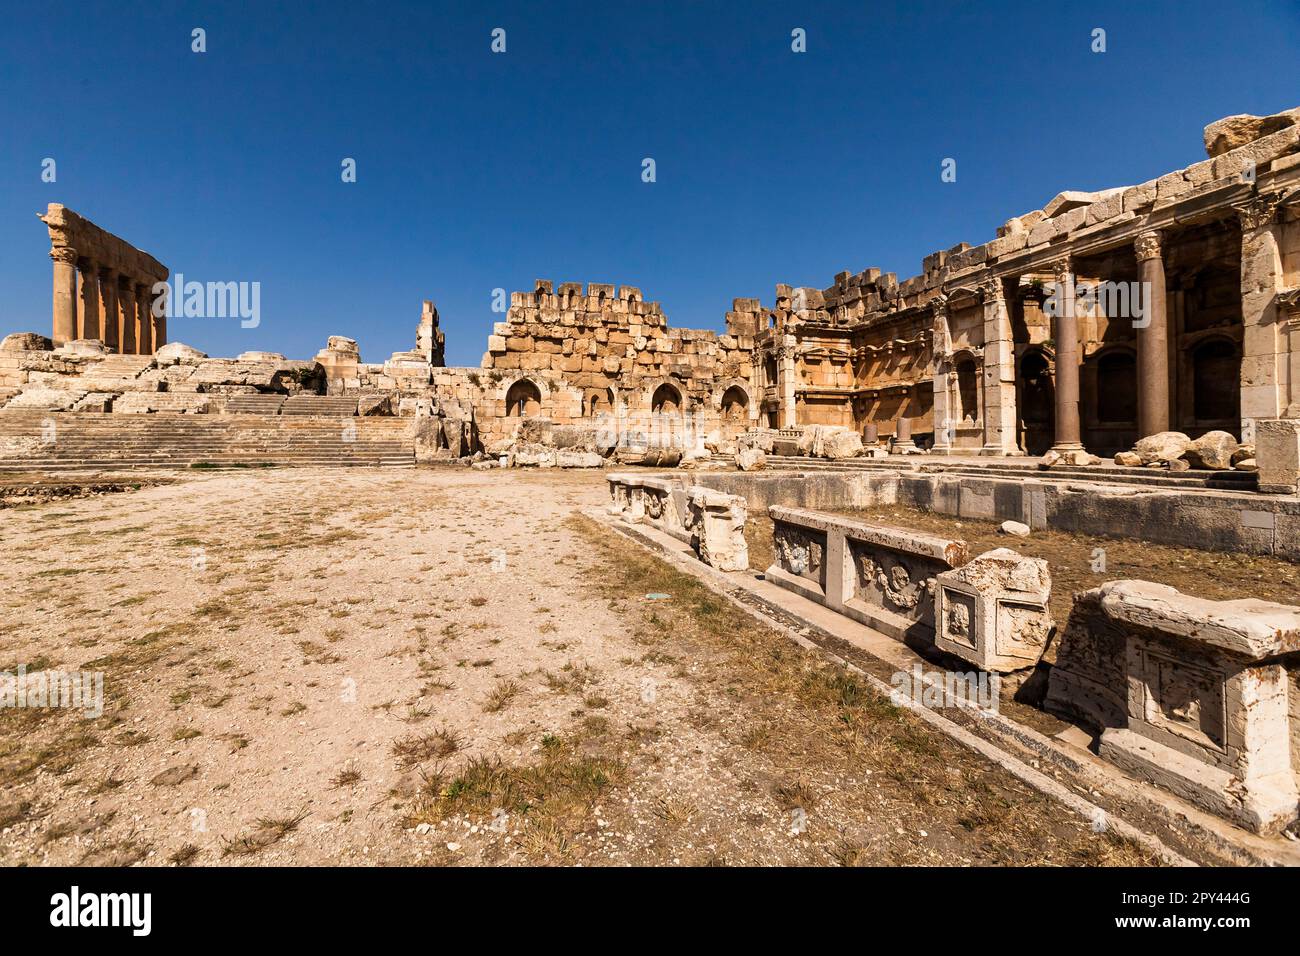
50, 245, 78, 265
1051, 256, 1072, 282
1134, 230, 1162, 262
979, 276, 1005, 303
1234, 191, 1284, 231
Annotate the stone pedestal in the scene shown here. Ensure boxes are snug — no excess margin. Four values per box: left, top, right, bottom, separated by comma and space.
687, 487, 748, 571
891, 410, 916, 453
1255, 418, 1300, 494
934, 548, 1054, 673
1093, 580, 1300, 834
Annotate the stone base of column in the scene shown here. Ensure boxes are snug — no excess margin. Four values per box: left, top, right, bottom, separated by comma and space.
1047, 441, 1085, 455
890, 439, 918, 455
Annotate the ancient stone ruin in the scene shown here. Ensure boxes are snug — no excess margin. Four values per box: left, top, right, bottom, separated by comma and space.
5, 106, 1300, 847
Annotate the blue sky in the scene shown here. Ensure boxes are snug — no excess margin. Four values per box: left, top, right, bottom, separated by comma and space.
2, 0, 1297, 366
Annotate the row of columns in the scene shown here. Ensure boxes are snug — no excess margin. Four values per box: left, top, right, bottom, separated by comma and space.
1046, 230, 1172, 455
50, 246, 166, 353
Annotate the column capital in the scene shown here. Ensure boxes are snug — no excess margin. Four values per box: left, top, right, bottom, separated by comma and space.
1134, 230, 1163, 262
1233, 191, 1285, 231
1051, 256, 1073, 282
978, 276, 1005, 303
928, 292, 949, 317
50, 245, 78, 265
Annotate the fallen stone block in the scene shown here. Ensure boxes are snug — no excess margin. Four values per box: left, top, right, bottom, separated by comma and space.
736, 446, 766, 471
934, 548, 1053, 673
1184, 430, 1238, 470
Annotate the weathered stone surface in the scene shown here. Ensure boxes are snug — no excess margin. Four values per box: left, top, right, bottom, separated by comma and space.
153, 341, 207, 366
1, 332, 52, 352
1255, 419, 1300, 493
556, 450, 604, 468
736, 446, 766, 471
1114, 451, 1142, 467
820, 430, 863, 460
1184, 430, 1238, 470
1203, 107, 1300, 157
687, 487, 748, 571
935, 547, 1053, 672
1133, 430, 1190, 464
999, 520, 1030, 537
1092, 580, 1300, 834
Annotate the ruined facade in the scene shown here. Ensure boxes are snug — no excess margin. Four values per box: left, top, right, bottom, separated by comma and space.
39, 203, 168, 356
6, 106, 1300, 469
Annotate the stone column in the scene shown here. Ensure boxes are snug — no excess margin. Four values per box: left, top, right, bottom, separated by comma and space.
892, 390, 917, 453
77, 257, 100, 341
1134, 231, 1171, 437
153, 284, 168, 350
135, 284, 152, 354
1236, 192, 1288, 437
777, 337, 798, 428
929, 295, 953, 453
99, 268, 119, 352
979, 276, 1021, 455
50, 246, 78, 346
118, 276, 136, 354
1049, 257, 1084, 452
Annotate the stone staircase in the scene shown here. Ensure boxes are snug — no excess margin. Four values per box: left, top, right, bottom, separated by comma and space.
282, 395, 359, 416
0, 409, 414, 472
224, 394, 288, 415
758, 453, 1259, 492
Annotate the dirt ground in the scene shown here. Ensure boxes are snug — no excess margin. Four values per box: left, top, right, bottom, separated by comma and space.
1, 467, 1157, 866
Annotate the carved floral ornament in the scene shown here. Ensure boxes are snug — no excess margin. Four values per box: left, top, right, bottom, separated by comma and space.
1051, 256, 1073, 283
50, 245, 79, 264
1134, 230, 1163, 262
978, 276, 1005, 302
1233, 191, 1286, 231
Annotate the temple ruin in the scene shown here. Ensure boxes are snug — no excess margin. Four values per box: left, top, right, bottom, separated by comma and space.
37, 203, 168, 356
5, 106, 1300, 848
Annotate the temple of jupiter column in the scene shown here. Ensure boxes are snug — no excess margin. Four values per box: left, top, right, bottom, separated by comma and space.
37, 203, 168, 354
1134, 230, 1171, 438
1049, 256, 1084, 453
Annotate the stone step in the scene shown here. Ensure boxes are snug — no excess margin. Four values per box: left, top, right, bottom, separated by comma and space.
281, 395, 360, 416
223, 394, 289, 414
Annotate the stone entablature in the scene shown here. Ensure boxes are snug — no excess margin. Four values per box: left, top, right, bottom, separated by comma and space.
38, 204, 169, 355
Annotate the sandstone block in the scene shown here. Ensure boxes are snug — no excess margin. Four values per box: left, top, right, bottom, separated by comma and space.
934, 548, 1053, 672
1133, 430, 1190, 464
1184, 430, 1238, 470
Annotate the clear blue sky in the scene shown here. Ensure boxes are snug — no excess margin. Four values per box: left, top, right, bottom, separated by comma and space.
2, 1, 1297, 366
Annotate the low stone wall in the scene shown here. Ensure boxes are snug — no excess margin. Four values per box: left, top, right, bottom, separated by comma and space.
1049, 581, 1300, 834
766, 506, 968, 644
694, 469, 1300, 559
606, 473, 747, 571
